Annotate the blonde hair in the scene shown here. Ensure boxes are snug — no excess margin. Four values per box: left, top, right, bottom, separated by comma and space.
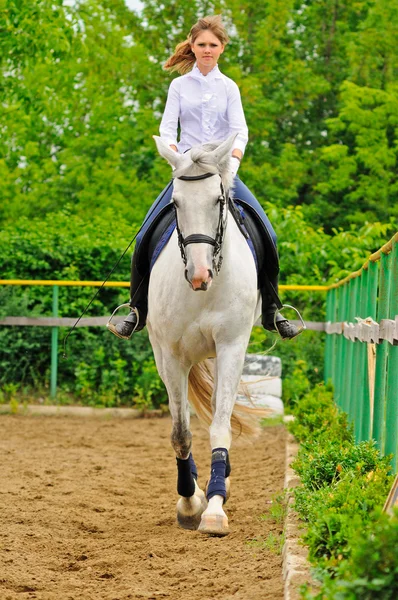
164, 15, 229, 75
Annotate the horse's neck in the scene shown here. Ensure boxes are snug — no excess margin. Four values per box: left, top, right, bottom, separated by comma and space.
223, 210, 247, 257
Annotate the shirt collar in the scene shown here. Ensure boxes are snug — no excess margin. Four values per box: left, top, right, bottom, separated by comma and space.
189, 62, 222, 81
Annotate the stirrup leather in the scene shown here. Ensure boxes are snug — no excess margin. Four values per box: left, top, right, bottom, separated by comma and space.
106, 303, 140, 340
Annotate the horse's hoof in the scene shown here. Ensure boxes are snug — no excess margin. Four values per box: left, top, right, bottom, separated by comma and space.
198, 514, 230, 536
176, 494, 207, 531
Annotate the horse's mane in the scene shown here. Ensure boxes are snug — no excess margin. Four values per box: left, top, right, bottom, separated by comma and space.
173, 141, 234, 191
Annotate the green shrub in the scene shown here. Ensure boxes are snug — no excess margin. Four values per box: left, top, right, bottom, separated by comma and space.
0, 213, 169, 408
288, 384, 394, 599
296, 468, 392, 565
305, 511, 398, 599
293, 439, 390, 491
289, 384, 352, 444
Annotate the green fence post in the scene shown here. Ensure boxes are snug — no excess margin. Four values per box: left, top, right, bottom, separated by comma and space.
324, 289, 333, 384
342, 277, 356, 417
333, 286, 341, 404
51, 285, 59, 400
353, 270, 368, 442
360, 261, 379, 441
325, 287, 338, 388
334, 285, 346, 408
385, 241, 398, 472
337, 282, 349, 410
373, 252, 392, 454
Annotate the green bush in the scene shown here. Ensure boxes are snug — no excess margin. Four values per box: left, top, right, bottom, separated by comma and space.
293, 439, 390, 491
288, 384, 352, 443
296, 469, 392, 566
288, 385, 394, 598
305, 511, 398, 600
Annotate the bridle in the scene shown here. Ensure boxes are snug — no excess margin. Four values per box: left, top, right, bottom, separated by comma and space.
173, 172, 228, 275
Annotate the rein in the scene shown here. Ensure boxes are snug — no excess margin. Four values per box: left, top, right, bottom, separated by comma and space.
174, 172, 228, 275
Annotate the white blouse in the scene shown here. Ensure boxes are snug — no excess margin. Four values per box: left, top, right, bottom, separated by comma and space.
159, 63, 249, 155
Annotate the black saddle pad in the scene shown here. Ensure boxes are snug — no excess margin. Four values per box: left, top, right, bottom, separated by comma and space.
233, 200, 279, 283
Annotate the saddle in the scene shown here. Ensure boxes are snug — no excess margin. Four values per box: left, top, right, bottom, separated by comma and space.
136, 198, 279, 292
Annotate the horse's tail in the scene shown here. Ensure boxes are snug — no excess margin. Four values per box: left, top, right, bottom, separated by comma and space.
188, 359, 270, 438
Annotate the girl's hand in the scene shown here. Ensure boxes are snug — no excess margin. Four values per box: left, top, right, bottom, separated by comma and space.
230, 156, 240, 176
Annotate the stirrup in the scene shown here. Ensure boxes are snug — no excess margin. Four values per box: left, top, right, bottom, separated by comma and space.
106, 303, 140, 340
274, 304, 306, 341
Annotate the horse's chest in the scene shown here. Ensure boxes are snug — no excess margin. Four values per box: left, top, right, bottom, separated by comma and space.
176, 326, 217, 363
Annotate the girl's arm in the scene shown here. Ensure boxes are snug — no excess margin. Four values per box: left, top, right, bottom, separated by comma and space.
160, 79, 180, 151
227, 81, 249, 161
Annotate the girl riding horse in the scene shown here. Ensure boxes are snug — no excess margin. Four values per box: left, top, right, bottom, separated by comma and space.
108, 14, 299, 341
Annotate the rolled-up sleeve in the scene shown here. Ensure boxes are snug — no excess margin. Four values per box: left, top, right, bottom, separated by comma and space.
159, 79, 180, 147
227, 81, 249, 154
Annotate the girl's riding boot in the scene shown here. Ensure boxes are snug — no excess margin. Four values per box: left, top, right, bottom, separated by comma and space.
108, 253, 149, 340
261, 282, 300, 340
262, 301, 300, 339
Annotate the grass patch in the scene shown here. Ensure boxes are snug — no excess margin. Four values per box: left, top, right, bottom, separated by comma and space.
259, 492, 287, 525
261, 415, 284, 427
246, 532, 285, 555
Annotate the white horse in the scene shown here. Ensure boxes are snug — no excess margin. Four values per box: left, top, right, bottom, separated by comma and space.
147, 134, 263, 536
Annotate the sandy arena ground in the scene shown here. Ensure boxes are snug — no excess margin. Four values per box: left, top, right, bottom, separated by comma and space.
0, 414, 286, 600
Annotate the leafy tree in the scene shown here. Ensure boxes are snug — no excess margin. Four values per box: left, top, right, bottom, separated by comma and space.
0, 0, 396, 403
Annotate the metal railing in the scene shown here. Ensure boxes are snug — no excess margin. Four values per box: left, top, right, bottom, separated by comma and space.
324, 233, 398, 471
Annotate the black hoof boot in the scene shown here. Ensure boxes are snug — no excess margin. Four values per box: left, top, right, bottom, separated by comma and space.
108, 310, 140, 340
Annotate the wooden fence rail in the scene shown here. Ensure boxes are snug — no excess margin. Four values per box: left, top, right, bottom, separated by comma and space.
0, 280, 326, 401
325, 233, 398, 472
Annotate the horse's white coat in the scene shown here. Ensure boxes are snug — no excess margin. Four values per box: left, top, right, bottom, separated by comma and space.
147, 135, 261, 533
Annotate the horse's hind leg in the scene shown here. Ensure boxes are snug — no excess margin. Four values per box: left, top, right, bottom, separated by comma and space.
161, 353, 207, 530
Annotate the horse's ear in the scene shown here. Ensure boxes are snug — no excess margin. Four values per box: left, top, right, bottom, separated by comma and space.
153, 136, 181, 170
207, 134, 239, 171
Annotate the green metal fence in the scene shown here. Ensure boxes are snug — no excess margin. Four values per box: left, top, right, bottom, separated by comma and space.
325, 233, 398, 472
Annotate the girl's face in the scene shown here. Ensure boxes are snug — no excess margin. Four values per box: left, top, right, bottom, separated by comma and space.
191, 31, 224, 74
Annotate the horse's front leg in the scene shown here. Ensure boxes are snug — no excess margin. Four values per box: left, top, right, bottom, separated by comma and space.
199, 342, 246, 536
161, 352, 207, 530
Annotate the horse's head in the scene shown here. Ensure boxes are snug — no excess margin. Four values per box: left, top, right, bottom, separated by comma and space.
153, 135, 236, 291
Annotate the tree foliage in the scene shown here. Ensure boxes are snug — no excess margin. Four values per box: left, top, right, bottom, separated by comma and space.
0, 0, 396, 403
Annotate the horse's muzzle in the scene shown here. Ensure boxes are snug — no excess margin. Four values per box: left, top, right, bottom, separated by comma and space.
185, 268, 213, 291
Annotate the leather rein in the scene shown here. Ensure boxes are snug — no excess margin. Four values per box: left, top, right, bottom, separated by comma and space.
173, 172, 228, 275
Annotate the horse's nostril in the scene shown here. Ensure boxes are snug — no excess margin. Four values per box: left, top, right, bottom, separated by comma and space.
208, 269, 214, 279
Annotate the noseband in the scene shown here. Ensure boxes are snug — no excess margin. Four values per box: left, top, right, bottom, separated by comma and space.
173, 172, 228, 275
